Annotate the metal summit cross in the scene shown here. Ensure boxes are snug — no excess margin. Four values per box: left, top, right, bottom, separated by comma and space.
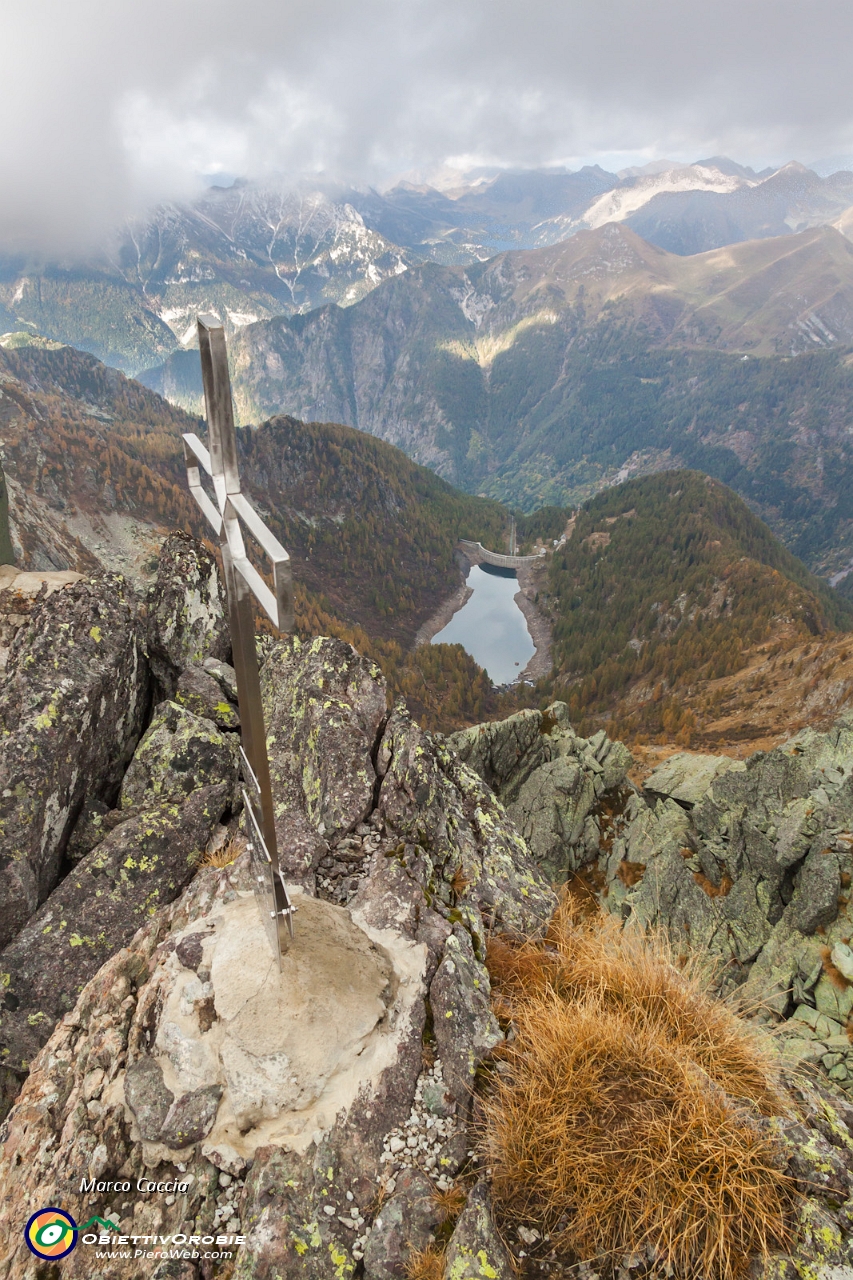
182, 316, 296, 965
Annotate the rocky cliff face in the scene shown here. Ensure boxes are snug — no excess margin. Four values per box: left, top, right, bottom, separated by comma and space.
0, 561, 555, 1278
0, 459, 13, 566
7, 561, 853, 1277
0, 534, 237, 1118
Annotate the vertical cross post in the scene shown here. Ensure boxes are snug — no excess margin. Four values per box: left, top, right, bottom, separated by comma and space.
182, 316, 296, 964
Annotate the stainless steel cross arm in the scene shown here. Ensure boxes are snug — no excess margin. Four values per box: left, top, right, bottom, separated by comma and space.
182, 430, 294, 632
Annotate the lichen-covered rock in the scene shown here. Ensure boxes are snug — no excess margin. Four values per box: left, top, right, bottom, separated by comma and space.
0, 867, 236, 1279
0, 638, 556, 1280
125, 1054, 175, 1140
643, 750, 745, 807
431, 929, 503, 1108
362, 1169, 441, 1279
591, 714, 853, 1101
450, 703, 633, 880
261, 635, 388, 888
146, 533, 230, 697
444, 1181, 514, 1279
0, 572, 150, 950
608, 718, 853, 971
119, 699, 240, 808
174, 663, 240, 730
0, 783, 230, 1120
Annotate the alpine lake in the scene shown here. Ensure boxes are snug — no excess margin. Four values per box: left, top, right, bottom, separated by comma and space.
431, 563, 534, 685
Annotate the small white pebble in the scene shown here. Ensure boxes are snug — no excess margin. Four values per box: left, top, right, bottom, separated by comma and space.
346, 1191, 354, 1202
323, 1205, 336, 1216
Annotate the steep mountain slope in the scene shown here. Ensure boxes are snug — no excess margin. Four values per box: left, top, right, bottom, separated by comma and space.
625, 163, 853, 255
6, 338, 853, 751
525, 471, 853, 749
0, 341, 511, 648
0, 187, 416, 375
220, 223, 853, 572
5, 160, 853, 379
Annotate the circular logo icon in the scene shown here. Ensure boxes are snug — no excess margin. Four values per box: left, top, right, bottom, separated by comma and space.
24, 1208, 78, 1260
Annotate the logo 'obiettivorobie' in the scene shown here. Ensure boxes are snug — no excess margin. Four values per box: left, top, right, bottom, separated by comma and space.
24, 1208, 78, 1259
24, 1209, 118, 1260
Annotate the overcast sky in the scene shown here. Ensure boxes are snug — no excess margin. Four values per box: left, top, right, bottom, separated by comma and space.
2, 0, 852, 251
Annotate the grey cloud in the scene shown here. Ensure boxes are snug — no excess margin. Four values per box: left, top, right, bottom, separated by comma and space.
1, 0, 852, 251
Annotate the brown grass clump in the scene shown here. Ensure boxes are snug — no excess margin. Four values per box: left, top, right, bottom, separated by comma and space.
820, 944, 852, 992
404, 1243, 446, 1280
198, 836, 243, 869
483, 897, 794, 1279
432, 1183, 467, 1225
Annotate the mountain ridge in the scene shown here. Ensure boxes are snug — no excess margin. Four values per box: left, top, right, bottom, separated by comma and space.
4, 158, 853, 376
195, 222, 853, 573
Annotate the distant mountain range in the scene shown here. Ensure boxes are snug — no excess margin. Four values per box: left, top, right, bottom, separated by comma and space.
2, 157, 853, 375
142, 221, 852, 577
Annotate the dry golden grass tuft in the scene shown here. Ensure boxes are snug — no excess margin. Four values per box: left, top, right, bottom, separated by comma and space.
432, 1183, 467, 1225
404, 1242, 446, 1280
197, 836, 243, 869
483, 897, 794, 1279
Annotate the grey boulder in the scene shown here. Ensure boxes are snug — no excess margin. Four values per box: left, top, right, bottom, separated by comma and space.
0, 572, 150, 950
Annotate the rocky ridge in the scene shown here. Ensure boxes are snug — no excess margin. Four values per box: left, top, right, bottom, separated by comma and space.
0, 547, 555, 1278
6, 554, 853, 1274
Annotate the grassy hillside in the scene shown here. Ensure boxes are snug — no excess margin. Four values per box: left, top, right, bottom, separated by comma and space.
529, 470, 853, 745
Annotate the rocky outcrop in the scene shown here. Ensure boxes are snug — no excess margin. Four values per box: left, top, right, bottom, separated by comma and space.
0, 458, 13, 566
0, 636, 555, 1280
0, 539, 242, 1122
0, 783, 231, 1116
589, 715, 853, 1100
0, 572, 150, 950
262, 635, 388, 888
450, 702, 633, 881
146, 533, 230, 698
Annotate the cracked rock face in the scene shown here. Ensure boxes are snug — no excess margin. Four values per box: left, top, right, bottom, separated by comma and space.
0, 783, 231, 1118
450, 702, 633, 880
0, 636, 556, 1279
0, 572, 150, 950
146, 532, 230, 698
262, 635, 388, 889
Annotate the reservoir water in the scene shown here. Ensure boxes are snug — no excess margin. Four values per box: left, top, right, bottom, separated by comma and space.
432, 564, 535, 684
